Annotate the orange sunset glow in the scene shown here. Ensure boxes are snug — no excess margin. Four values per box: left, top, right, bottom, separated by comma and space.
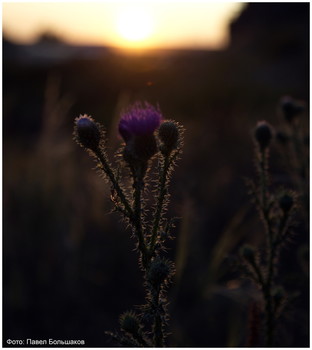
3, 2, 245, 50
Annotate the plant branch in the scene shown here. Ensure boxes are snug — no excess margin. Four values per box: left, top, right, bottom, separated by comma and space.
95, 149, 133, 219
152, 287, 164, 347
149, 154, 170, 256
132, 164, 149, 268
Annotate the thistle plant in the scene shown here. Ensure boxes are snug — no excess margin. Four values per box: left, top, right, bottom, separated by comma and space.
73, 102, 184, 347
276, 96, 308, 214
242, 120, 299, 347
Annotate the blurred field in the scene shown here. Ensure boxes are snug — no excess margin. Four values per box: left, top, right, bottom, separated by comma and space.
3, 3, 309, 347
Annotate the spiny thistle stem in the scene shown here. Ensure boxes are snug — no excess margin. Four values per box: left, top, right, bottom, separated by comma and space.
258, 148, 276, 347
264, 245, 275, 346
131, 164, 149, 268
149, 154, 170, 255
152, 287, 164, 347
277, 212, 291, 243
154, 315, 164, 347
259, 149, 269, 211
250, 257, 265, 287
94, 149, 133, 219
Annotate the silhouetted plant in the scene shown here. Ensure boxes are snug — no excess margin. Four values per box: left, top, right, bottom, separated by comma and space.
276, 96, 309, 214
73, 102, 184, 347
242, 118, 300, 346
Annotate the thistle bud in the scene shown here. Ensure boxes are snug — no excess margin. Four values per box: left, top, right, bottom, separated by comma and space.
119, 311, 140, 335
254, 121, 273, 151
279, 193, 295, 214
240, 245, 256, 264
280, 96, 305, 123
74, 114, 101, 151
158, 121, 180, 155
147, 258, 173, 287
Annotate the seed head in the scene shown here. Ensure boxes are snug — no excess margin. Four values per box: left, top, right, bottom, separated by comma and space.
254, 121, 273, 151
74, 114, 101, 151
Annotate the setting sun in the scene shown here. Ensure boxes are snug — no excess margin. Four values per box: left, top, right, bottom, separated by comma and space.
116, 7, 154, 44
2, 2, 245, 50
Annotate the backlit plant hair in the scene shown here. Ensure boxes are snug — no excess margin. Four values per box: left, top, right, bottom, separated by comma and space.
73, 102, 184, 347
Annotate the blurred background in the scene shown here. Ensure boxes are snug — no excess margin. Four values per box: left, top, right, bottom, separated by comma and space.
3, 2, 309, 347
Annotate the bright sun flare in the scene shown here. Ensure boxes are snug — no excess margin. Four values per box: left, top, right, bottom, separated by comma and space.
116, 7, 154, 44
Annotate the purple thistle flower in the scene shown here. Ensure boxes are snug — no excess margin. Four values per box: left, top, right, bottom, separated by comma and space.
118, 102, 162, 142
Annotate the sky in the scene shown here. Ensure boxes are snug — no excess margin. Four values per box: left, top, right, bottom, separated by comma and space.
2, 2, 246, 50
